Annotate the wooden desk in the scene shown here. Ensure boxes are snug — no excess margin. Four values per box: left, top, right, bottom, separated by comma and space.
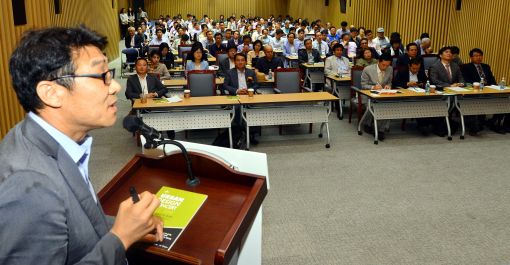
238, 92, 338, 149
163, 78, 225, 88
445, 86, 510, 138
133, 96, 238, 148
175, 57, 217, 64
355, 88, 451, 144
325, 74, 352, 120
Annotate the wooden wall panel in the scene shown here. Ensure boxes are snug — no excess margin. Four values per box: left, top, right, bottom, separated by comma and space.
449, 0, 510, 82
49, 0, 120, 61
145, 0, 287, 20
389, 0, 453, 53
287, 0, 327, 22
0, 0, 52, 139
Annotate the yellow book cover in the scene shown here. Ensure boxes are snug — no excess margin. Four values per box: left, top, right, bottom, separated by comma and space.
153, 186, 208, 251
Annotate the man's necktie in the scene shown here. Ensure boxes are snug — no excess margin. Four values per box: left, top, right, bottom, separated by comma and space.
476, 64, 486, 82
378, 71, 384, 84
445, 64, 452, 81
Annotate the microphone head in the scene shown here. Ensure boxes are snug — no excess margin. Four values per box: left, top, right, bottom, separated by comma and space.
123, 116, 142, 133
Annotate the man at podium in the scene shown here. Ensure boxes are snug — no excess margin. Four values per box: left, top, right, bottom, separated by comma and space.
0, 26, 163, 265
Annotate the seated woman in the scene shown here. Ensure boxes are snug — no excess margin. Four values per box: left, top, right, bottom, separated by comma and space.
247, 40, 265, 66
158, 42, 175, 69
355, 48, 378, 67
148, 50, 171, 80
185, 44, 209, 71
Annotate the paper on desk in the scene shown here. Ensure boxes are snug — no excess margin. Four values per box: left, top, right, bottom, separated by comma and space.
166, 95, 183, 103
408, 87, 425, 93
446, 87, 470, 92
486, 85, 510, 90
379, 89, 399, 94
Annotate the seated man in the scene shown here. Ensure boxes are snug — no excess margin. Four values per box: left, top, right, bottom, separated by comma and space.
207, 33, 226, 57
223, 53, 259, 95
254, 45, 284, 79
393, 58, 426, 88
283, 32, 300, 56
223, 53, 260, 144
429, 46, 464, 89
125, 58, 167, 101
324, 43, 350, 77
462, 48, 507, 134
124, 26, 143, 69
148, 50, 171, 80
312, 31, 329, 57
429, 46, 464, 136
396, 42, 423, 73
393, 58, 431, 135
149, 28, 170, 46
218, 44, 237, 77
269, 29, 285, 50
298, 39, 321, 64
360, 53, 394, 139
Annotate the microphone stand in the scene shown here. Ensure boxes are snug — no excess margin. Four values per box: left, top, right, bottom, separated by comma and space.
144, 139, 200, 187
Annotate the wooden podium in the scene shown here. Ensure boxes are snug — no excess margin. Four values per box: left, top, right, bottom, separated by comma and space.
98, 151, 267, 265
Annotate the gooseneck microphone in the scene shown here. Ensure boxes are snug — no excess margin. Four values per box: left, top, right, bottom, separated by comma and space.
123, 116, 199, 187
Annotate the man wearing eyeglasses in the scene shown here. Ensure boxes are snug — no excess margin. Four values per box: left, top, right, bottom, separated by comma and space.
0, 26, 163, 265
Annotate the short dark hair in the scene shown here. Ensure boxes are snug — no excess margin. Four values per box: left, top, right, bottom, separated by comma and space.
332, 43, 344, 52
297, 29, 304, 34
408, 58, 422, 66
341, 21, 348, 27
214, 32, 222, 38
379, 53, 393, 62
304, 39, 312, 45
9, 26, 107, 113
135, 57, 148, 65
365, 29, 372, 35
287, 32, 296, 38
450, 46, 460, 55
469, 48, 483, 57
321, 29, 329, 35
438, 46, 451, 55
150, 50, 160, 58
275, 29, 284, 35
406, 42, 418, 51
234, 52, 247, 61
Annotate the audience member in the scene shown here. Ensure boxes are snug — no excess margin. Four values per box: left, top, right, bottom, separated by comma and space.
126, 58, 167, 100
148, 50, 171, 80
324, 43, 350, 76
208, 32, 227, 56
219, 45, 237, 77
356, 48, 378, 67
185, 45, 209, 71
313, 31, 329, 57
254, 45, 284, 76
247, 40, 266, 66
298, 39, 321, 64
429, 46, 464, 88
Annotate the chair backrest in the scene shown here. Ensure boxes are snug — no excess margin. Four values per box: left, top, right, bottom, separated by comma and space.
148, 45, 159, 56
181, 51, 191, 66
274, 68, 302, 93
392, 56, 398, 69
178, 45, 193, 59
187, 70, 216, 97
422, 54, 439, 72
351, 66, 364, 90
216, 52, 229, 66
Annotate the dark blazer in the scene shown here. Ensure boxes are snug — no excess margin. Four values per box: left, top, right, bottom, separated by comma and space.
428, 60, 465, 88
298, 48, 321, 64
125, 74, 167, 100
218, 57, 234, 77
125, 34, 143, 49
227, 39, 241, 47
223, 68, 259, 95
461, 63, 497, 85
0, 117, 125, 264
396, 54, 424, 72
393, 68, 427, 88
160, 53, 175, 69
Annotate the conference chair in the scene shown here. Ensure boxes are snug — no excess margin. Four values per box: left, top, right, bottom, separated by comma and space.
215, 52, 229, 66
349, 66, 364, 123
187, 70, 219, 96
178, 45, 193, 60
422, 54, 439, 76
121, 48, 138, 78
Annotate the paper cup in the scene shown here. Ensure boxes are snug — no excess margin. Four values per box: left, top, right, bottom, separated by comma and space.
183, 89, 191, 98
473, 82, 480, 91
248, 88, 254, 97
429, 85, 436, 93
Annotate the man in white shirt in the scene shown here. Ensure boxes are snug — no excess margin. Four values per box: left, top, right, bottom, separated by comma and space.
149, 28, 169, 46
312, 31, 329, 57
270, 29, 285, 50
372, 27, 390, 55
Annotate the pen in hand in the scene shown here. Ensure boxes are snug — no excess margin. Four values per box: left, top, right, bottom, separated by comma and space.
129, 186, 140, 203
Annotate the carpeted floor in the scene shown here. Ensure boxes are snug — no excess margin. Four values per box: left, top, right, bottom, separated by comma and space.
88, 47, 510, 265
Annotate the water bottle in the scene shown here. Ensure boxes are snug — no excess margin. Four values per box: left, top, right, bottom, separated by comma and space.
499, 77, 506, 90
480, 77, 485, 91
267, 69, 273, 80
425, 80, 430, 95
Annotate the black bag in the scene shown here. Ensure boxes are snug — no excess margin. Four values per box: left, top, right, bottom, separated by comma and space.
212, 126, 246, 149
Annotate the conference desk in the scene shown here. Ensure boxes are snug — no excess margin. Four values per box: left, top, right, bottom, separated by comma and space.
301, 62, 325, 91
356, 88, 452, 144
239, 92, 338, 149
325, 74, 351, 120
133, 96, 238, 148
445, 86, 510, 139
174, 57, 217, 64
163, 77, 225, 87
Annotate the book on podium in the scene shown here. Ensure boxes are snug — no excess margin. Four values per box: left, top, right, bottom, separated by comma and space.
98, 150, 267, 265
